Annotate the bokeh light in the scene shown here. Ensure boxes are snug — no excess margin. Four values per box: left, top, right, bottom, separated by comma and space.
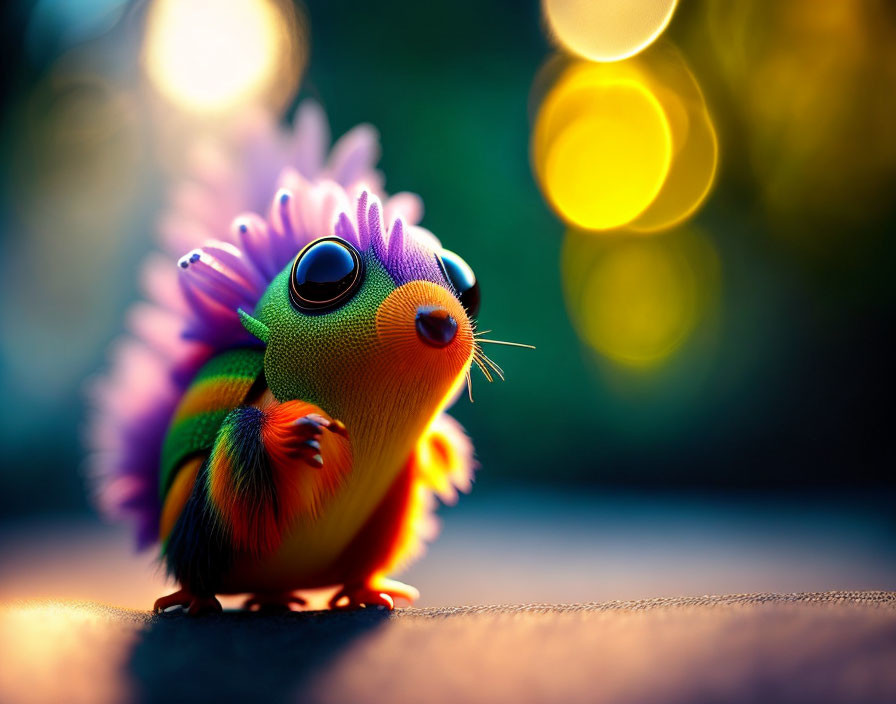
1, 54, 145, 403
0, 602, 135, 704
532, 48, 718, 235
532, 60, 673, 230
628, 48, 718, 233
562, 226, 720, 368
25, 0, 130, 65
544, 0, 678, 62
142, 0, 305, 115
700, 0, 896, 247
11, 66, 142, 235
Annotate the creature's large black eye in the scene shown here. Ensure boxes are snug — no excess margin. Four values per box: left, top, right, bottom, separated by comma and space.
289, 237, 363, 312
439, 249, 480, 317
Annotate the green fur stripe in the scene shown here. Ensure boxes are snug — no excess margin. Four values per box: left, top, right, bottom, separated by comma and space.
159, 348, 265, 498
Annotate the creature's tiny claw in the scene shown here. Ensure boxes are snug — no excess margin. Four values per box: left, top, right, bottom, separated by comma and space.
328, 419, 349, 437
153, 588, 222, 616
305, 413, 331, 427
375, 577, 420, 604
293, 417, 324, 434
368, 593, 395, 611
154, 590, 189, 613
327, 577, 416, 610
285, 413, 347, 466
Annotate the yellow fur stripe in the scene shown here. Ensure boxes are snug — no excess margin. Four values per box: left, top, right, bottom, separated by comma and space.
159, 456, 202, 543
172, 376, 251, 423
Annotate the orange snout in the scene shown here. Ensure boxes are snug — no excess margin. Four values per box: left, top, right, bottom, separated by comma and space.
375, 280, 473, 376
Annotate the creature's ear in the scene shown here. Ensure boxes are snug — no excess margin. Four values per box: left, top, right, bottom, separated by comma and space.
239, 309, 270, 343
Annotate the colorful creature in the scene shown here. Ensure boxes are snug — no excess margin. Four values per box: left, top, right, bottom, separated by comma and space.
88, 103, 524, 613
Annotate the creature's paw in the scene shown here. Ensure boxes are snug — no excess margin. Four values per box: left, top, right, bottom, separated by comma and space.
243, 591, 307, 612
329, 586, 394, 611
153, 588, 223, 616
284, 413, 349, 468
328, 578, 419, 611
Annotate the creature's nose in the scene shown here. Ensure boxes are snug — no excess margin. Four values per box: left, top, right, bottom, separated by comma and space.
415, 306, 458, 348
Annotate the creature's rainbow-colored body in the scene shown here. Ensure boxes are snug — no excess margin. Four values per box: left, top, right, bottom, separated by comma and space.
88, 103, 479, 611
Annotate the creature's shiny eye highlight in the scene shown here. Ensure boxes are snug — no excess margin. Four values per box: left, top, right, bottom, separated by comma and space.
289, 237, 363, 312
439, 249, 480, 318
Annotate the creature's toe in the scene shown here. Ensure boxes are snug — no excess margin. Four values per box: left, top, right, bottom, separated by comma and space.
373, 578, 420, 604
154, 588, 222, 616
328, 579, 421, 611
153, 589, 191, 613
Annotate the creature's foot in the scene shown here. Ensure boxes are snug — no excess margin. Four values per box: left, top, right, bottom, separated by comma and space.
328, 577, 419, 611
153, 588, 223, 616
243, 591, 307, 612
374, 577, 420, 603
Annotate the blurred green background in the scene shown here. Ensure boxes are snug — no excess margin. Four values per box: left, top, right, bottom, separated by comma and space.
1, 0, 895, 524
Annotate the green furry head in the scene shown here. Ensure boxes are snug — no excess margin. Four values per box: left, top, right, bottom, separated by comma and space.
239, 251, 397, 413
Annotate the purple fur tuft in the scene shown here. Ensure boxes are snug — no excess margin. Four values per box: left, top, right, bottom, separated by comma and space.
335, 212, 359, 248
356, 190, 370, 250
87, 101, 426, 549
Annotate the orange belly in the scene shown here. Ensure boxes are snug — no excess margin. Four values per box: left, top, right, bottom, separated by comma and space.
217, 458, 416, 593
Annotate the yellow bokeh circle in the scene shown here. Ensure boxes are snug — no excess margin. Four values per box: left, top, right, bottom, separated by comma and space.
561, 226, 719, 368
533, 64, 673, 231
533, 51, 718, 235
627, 49, 719, 233
581, 242, 694, 364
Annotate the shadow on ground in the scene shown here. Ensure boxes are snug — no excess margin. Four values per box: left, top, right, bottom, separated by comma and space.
3, 593, 896, 704
128, 608, 389, 703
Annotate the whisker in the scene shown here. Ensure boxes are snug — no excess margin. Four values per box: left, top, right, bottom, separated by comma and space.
486, 359, 505, 381
478, 351, 505, 381
482, 362, 504, 381
476, 362, 494, 383
472, 351, 495, 382
476, 339, 535, 349
467, 329, 531, 393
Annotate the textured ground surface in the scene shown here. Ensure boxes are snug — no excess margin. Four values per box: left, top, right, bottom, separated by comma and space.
2, 491, 894, 702
1, 592, 895, 704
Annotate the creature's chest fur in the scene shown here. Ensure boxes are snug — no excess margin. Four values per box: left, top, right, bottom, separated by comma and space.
209, 332, 459, 592
219, 407, 426, 593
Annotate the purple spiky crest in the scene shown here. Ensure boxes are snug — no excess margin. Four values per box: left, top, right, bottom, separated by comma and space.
174, 187, 446, 352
